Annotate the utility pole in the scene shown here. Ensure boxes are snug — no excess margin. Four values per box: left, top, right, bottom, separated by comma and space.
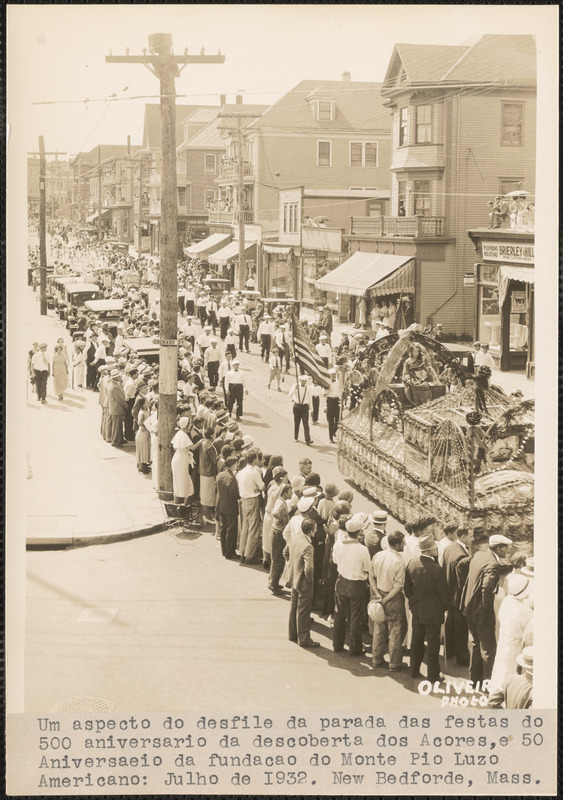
107, 34, 225, 494
97, 147, 103, 241
218, 113, 255, 290
28, 144, 66, 314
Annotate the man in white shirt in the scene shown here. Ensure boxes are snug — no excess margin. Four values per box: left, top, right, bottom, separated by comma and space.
198, 325, 212, 360
274, 324, 291, 372
369, 530, 407, 670
332, 514, 371, 656
268, 350, 283, 391
437, 523, 459, 567
257, 315, 274, 361
237, 450, 265, 563
315, 334, 333, 368
475, 343, 495, 371
31, 343, 50, 403
218, 302, 232, 340
218, 350, 233, 405
206, 296, 219, 335
236, 309, 252, 353
289, 374, 313, 444
203, 338, 221, 389
225, 359, 247, 420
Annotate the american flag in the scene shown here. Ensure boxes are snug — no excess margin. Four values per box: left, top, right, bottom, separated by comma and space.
291, 313, 331, 389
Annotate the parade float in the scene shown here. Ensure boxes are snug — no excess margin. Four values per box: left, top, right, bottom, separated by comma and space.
337, 329, 534, 550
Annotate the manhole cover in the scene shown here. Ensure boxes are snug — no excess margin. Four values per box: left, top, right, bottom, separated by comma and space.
51, 696, 116, 713
77, 607, 118, 623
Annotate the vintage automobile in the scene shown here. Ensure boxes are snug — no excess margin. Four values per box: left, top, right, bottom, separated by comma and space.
83, 299, 124, 337
121, 336, 160, 365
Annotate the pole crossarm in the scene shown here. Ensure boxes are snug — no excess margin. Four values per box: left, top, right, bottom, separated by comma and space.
106, 55, 224, 64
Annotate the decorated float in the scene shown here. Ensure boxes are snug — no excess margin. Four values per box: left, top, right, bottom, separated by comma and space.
337, 329, 534, 550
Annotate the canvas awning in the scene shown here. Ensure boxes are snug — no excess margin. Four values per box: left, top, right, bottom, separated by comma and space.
498, 265, 535, 307
86, 209, 111, 223
263, 244, 292, 255
208, 241, 256, 267
315, 252, 415, 297
184, 233, 231, 256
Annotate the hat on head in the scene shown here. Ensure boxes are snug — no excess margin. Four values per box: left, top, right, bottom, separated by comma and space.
473, 341, 481, 347
372, 509, 388, 524
110, 368, 120, 378
178, 417, 190, 429
346, 514, 368, 534
232, 359, 240, 366
39, 342, 48, 348
291, 475, 306, 491
298, 374, 308, 382
516, 646, 533, 673
32, 341, 39, 346
489, 534, 512, 548
118, 358, 127, 366
242, 434, 254, 449
319, 334, 328, 340
210, 337, 218, 343
302, 487, 319, 499
204, 325, 212, 331
521, 557, 534, 578
272, 465, 286, 478
418, 533, 438, 552
324, 482, 339, 498
297, 496, 315, 513
506, 572, 531, 599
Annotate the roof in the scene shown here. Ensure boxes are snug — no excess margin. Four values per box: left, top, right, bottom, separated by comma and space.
315, 252, 414, 296
85, 144, 131, 162
302, 188, 390, 200
248, 80, 391, 132
182, 105, 267, 150
142, 104, 215, 149
384, 34, 536, 88
180, 107, 219, 125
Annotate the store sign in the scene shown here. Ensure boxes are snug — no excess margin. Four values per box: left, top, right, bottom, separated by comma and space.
482, 241, 534, 264
511, 291, 527, 313
463, 271, 475, 287
301, 249, 317, 257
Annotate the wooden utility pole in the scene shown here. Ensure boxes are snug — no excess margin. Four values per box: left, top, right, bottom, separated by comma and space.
38, 137, 47, 315
107, 34, 225, 493
218, 113, 256, 290
28, 143, 66, 314
97, 147, 103, 241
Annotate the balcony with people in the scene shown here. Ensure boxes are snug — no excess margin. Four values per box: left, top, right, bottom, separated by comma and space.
349, 214, 446, 238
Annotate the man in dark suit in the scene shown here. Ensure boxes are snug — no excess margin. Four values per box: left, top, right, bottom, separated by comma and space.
442, 527, 473, 666
283, 518, 320, 648
216, 456, 240, 560
85, 333, 99, 389
461, 534, 513, 683
404, 533, 449, 682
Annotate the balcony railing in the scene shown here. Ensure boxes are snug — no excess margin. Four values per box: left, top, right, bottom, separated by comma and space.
350, 215, 446, 238
208, 210, 254, 224
148, 172, 161, 187
218, 161, 254, 180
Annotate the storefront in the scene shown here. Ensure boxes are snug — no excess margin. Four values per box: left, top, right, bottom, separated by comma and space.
262, 243, 293, 296
315, 251, 416, 329
468, 230, 534, 377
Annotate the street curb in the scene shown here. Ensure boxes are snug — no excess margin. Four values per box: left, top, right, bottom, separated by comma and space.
26, 522, 168, 551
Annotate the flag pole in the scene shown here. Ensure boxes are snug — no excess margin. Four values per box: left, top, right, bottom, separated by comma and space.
291, 309, 301, 385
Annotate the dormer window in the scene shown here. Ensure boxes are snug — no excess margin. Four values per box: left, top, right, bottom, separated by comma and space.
318, 100, 334, 121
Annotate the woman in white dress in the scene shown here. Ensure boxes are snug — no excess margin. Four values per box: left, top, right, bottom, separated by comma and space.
51, 345, 69, 400
135, 397, 151, 474
171, 417, 195, 503
488, 572, 533, 696
144, 401, 159, 490
72, 341, 86, 388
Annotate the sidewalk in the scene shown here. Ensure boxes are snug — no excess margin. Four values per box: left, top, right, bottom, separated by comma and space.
26, 289, 166, 549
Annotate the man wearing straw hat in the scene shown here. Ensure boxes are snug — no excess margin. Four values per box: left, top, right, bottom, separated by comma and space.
488, 646, 533, 709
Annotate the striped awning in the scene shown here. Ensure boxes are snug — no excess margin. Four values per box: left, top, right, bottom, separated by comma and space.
498, 265, 535, 307
208, 241, 256, 266
184, 233, 231, 256
263, 244, 292, 255
315, 252, 415, 297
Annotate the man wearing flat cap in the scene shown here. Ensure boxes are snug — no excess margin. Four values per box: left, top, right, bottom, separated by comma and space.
461, 534, 513, 683
332, 514, 371, 656
106, 368, 128, 446
404, 533, 449, 682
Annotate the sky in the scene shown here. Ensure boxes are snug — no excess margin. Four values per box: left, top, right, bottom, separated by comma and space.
7, 3, 559, 157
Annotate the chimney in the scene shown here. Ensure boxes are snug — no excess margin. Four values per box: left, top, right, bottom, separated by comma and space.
342, 71, 351, 82
220, 94, 226, 107
236, 94, 243, 104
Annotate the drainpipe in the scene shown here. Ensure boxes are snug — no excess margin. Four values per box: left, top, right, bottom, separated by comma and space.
428, 95, 460, 323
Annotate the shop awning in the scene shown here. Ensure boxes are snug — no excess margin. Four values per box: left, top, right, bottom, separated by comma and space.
263, 244, 292, 255
86, 209, 111, 223
498, 265, 535, 307
208, 241, 256, 267
315, 252, 415, 297
184, 233, 231, 256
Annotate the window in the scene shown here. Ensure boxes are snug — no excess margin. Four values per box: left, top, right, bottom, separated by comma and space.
398, 180, 407, 216
413, 180, 431, 216
399, 107, 409, 146
204, 190, 215, 209
178, 187, 187, 205
317, 141, 332, 167
318, 101, 333, 121
283, 202, 299, 234
501, 103, 523, 146
349, 142, 378, 168
500, 177, 524, 196
204, 154, 216, 174
415, 105, 432, 143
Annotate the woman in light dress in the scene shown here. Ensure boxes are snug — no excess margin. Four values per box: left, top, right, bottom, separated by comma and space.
72, 341, 87, 388
171, 417, 195, 503
51, 345, 69, 400
135, 397, 151, 475
489, 572, 533, 696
